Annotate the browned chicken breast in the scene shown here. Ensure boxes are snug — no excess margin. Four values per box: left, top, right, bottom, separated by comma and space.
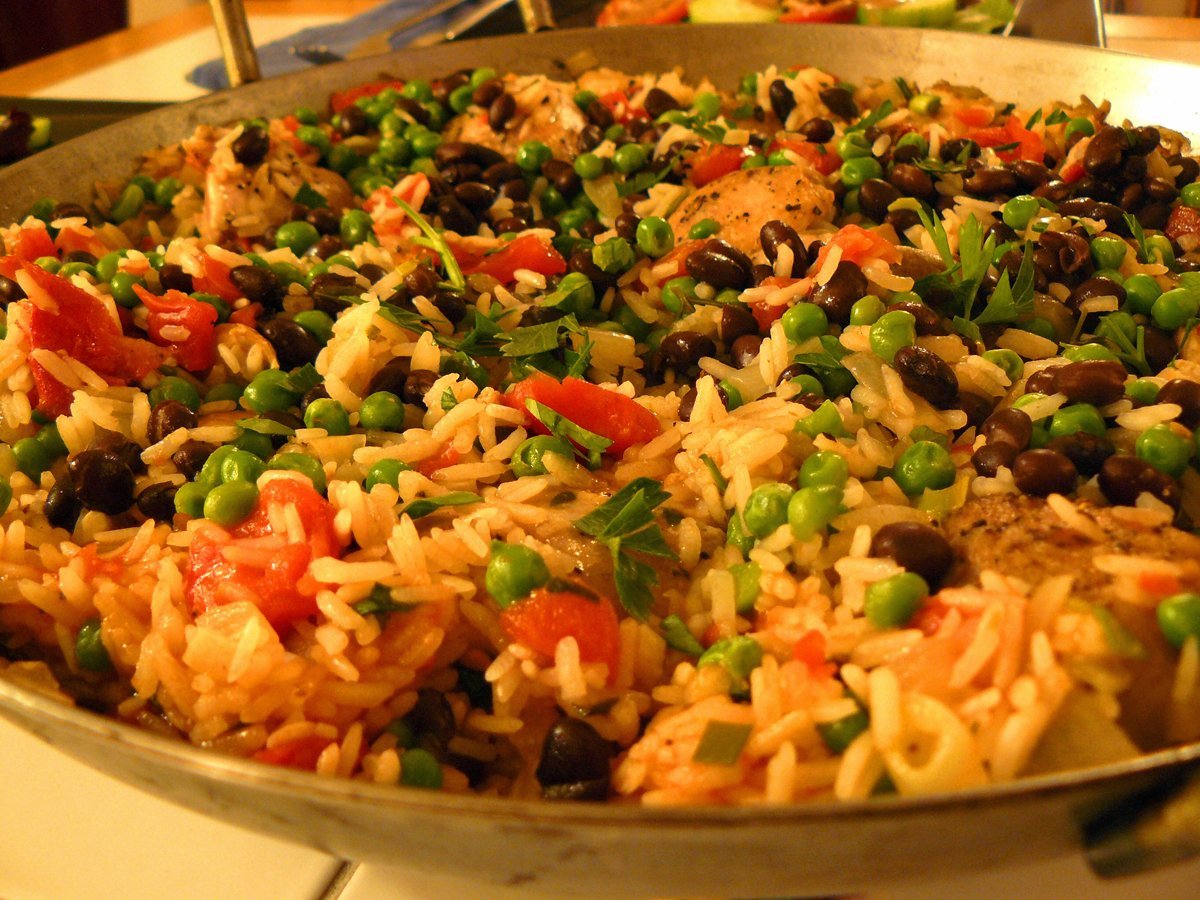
442, 75, 588, 161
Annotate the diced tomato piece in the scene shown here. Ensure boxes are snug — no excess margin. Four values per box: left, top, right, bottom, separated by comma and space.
748, 300, 788, 332
228, 302, 262, 328
1060, 160, 1085, 183
329, 80, 406, 115
2, 258, 163, 415
596, 0, 688, 26
911, 597, 951, 637
6, 224, 56, 261
186, 479, 343, 632
76, 544, 125, 579
252, 735, 333, 770
967, 115, 1045, 164
193, 255, 243, 303
686, 144, 755, 187
653, 239, 705, 281
770, 138, 843, 176
595, 90, 649, 124
54, 226, 108, 260
134, 285, 219, 373
780, 2, 857, 22
499, 587, 620, 675
505, 373, 661, 456
460, 234, 566, 284
1166, 206, 1200, 241
792, 629, 837, 679
954, 106, 993, 128
1139, 570, 1182, 599
811, 223, 901, 272
416, 444, 462, 477
280, 114, 301, 133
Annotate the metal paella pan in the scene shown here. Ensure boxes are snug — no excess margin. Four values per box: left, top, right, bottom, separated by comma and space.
2, 23, 1200, 896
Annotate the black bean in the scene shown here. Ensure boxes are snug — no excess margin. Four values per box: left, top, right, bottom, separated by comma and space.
299, 384, 329, 417
441, 162, 484, 187
436, 195, 476, 234
731, 333, 763, 367
88, 429, 145, 475
768, 79, 796, 122
1032, 246, 1064, 283
1067, 276, 1126, 313
869, 522, 955, 588
1127, 126, 1160, 157
1040, 231, 1094, 282
1137, 201, 1173, 232
798, 117, 834, 144
171, 440, 215, 479
518, 305, 563, 326
719, 305, 758, 344
491, 216, 526, 234
0, 274, 25, 307
542, 159, 581, 196
402, 265, 439, 300
751, 263, 774, 285
53, 202, 90, 222
1034, 179, 1073, 204
64, 250, 97, 265
1155, 379, 1200, 429
660, 330, 715, 369
981, 408, 1033, 449
147, 400, 196, 446
1144, 176, 1178, 203
1046, 432, 1114, 477
1073, 176, 1120, 204
480, 162, 521, 188
153, 263, 192, 295
888, 163, 934, 200
885, 208, 921, 234
972, 442, 1018, 478
432, 289, 467, 324
818, 86, 857, 119
1169, 154, 1200, 188
232, 126, 269, 166
305, 206, 341, 236
451, 181, 495, 214
986, 221, 1019, 246
335, 104, 367, 137
615, 212, 640, 242
136, 482, 178, 523
358, 263, 386, 286
402, 370, 439, 406
1057, 198, 1125, 229
308, 234, 344, 260
368, 358, 412, 396
488, 93, 516, 132
584, 97, 614, 129
1012, 449, 1077, 497
956, 392, 996, 430
963, 167, 1020, 196
434, 141, 505, 170
1122, 155, 1149, 184
1144, 327, 1178, 373
759, 220, 804, 273
1051, 360, 1127, 406
1083, 125, 1127, 176
643, 87, 680, 120
536, 718, 613, 801
1099, 454, 1179, 508
858, 178, 901, 222
810, 261, 867, 325
892, 345, 958, 407
568, 248, 614, 292
1010, 159, 1051, 189
67, 449, 135, 515
229, 265, 280, 306
940, 138, 979, 163
407, 688, 457, 757
44, 480, 83, 530
887, 300, 944, 337
260, 317, 321, 369
685, 240, 753, 290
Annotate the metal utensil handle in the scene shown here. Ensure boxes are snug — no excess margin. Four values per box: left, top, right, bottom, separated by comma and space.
208, 0, 261, 87
516, 0, 556, 33
1087, 765, 1200, 877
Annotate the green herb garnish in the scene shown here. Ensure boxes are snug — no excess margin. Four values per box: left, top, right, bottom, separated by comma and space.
401, 491, 482, 520
353, 583, 420, 621
394, 197, 465, 291
526, 399, 612, 469
293, 182, 328, 209
236, 417, 296, 437
692, 720, 753, 765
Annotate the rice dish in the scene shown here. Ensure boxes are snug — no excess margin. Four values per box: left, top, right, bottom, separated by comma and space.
0, 60, 1198, 805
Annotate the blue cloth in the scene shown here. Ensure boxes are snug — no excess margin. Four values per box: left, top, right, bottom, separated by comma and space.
188, 0, 461, 91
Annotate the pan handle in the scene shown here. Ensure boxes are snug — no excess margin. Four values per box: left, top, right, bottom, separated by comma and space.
517, 0, 557, 33
1086, 766, 1200, 878
208, 0, 262, 87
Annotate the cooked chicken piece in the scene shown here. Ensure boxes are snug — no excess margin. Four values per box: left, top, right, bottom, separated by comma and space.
943, 493, 1200, 749
442, 75, 588, 161
667, 164, 836, 258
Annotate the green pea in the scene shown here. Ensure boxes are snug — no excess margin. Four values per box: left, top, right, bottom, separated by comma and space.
794, 399, 845, 439
1126, 378, 1161, 405
294, 106, 319, 125
869, 310, 916, 364
836, 132, 872, 160
635, 216, 674, 258
726, 511, 754, 554
1157, 592, 1200, 649
691, 91, 722, 120
468, 67, 497, 88
486, 541, 551, 608
613, 143, 648, 175
765, 151, 793, 167
1064, 117, 1095, 139
1136, 423, 1193, 478
787, 484, 843, 541
202, 480, 258, 526
109, 182, 145, 224
35, 423, 67, 459
864, 572, 929, 628
1123, 273, 1163, 316
697, 636, 763, 696
730, 561, 761, 614
718, 379, 744, 410
274, 220, 320, 255
849, 294, 886, 326
410, 130, 441, 158
1062, 342, 1118, 363
206, 382, 244, 404
108, 272, 142, 308
0, 477, 11, 513
153, 176, 183, 208
359, 391, 406, 431
149, 376, 202, 411
1181, 182, 1200, 210
335, 209, 373, 248
982, 348, 1023, 385
1151, 288, 1200, 331
399, 747, 443, 789
242, 370, 299, 413
557, 207, 591, 235
894, 132, 928, 156
35, 256, 60, 274
817, 705, 870, 753
268, 261, 304, 286
742, 483, 796, 539
447, 83, 475, 114
613, 303, 653, 342
840, 156, 883, 188
399, 79, 432, 102
377, 136, 412, 166
1146, 234, 1175, 267
574, 152, 605, 180
174, 481, 210, 518
75, 619, 112, 671
1090, 234, 1127, 271
295, 125, 331, 156
738, 73, 759, 96
789, 374, 825, 398
1002, 195, 1041, 230
95, 250, 127, 282
232, 429, 274, 460
365, 458, 411, 491
263, 452, 325, 493
781, 302, 828, 343
908, 93, 941, 116
687, 218, 720, 240
219, 448, 266, 485
573, 88, 598, 110
1011, 392, 1047, 413
1049, 403, 1107, 439
538, 185, 567, 217
59, 261, 97, 280
515, 139, 552, 173
799, 451, 849, 488
592, 237, 636, 275
13, 437, 51, 481
288, 311, 332, 347
1099, 311, 1138, 346
661, 276, 697, 314
511, 435, 573, 477
304, 398, 351, 435
893, 441, 955, 496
